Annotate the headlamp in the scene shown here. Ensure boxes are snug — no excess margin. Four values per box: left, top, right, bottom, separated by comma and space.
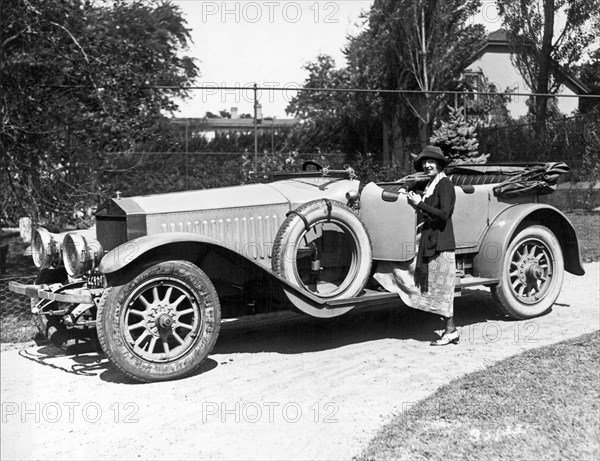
62, 232, 104, 277
31, 228, 63, 269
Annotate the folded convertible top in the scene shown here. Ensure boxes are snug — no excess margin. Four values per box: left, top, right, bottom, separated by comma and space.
492, 162, 570, 197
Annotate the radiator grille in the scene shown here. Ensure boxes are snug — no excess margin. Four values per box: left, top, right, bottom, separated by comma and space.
96, 216, 128, 251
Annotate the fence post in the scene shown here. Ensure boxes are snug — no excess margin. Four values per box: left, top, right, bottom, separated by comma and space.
19, 217, 32, 244
563, 115, 567, 160
254, 83, 258, 174
185, 119, 189, 190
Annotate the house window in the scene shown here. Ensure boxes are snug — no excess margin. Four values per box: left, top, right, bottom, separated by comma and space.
462, 71, 485, 102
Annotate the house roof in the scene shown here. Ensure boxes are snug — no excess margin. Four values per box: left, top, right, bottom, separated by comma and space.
470, 28, 590, 94
171, 117, 298, 131
487, 28, 508, 43
471, 28, 509, 59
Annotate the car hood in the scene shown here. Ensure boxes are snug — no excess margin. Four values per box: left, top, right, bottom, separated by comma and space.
97, 178, 360, 217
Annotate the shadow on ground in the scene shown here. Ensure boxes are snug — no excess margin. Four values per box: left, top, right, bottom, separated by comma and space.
20, 289, 514, 383
212, 289, 509, 355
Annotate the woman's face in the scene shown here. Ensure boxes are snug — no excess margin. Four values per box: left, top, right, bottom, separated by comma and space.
422, 159, 440, 178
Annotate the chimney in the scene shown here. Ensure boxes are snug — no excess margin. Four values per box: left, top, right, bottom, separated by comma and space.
231, 107, 239, 119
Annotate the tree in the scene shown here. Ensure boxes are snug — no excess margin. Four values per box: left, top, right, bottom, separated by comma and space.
286, 54, 383, 158
574, 48, 600, 114
497, 0, 599, 131
362, 0, 486, 151
460, 72, 514, 127
0, 0, 198, 225
288, 1, 487, 164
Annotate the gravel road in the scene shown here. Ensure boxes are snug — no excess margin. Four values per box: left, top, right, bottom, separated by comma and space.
1, 262, 599, 460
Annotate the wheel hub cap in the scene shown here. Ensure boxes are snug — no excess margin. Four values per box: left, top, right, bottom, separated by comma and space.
526, 264, 544, 281
156, 314, 174, 330
510, 240, 552, 303
147, 304, 176, 336
518, 258, 544, 284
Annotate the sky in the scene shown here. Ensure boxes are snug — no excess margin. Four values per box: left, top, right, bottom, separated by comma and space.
172, 0, 504, 118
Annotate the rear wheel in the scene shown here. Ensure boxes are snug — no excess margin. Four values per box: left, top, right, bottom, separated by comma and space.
491, 225, 564, 319
97, 260, 220, 382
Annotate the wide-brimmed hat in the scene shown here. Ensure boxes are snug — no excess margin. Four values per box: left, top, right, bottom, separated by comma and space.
413, 145, 450, 172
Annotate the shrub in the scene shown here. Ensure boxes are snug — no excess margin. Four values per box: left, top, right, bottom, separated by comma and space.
430, 105, 489, 164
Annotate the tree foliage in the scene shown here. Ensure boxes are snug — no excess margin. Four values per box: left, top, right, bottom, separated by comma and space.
574, 48, 600, 114
497, 0, 599, 128
460, 72, 514, 127
285, 54, 382, 157
429, 105, 489, 164
362, 0, 486, 146
288, 0, 487, 165
0, 0, 198, 226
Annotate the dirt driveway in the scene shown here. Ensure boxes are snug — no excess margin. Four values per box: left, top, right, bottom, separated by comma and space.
1, 262, 599, 460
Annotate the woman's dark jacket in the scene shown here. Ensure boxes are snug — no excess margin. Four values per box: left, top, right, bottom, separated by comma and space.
415, 177, 456, 255
413, 176, 456, 290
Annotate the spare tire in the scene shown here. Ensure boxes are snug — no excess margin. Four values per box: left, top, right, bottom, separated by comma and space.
272, 199, 372, 300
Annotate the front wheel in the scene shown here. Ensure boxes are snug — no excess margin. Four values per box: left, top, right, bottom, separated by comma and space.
491, 225, 564, 319
97, 261, 221, 382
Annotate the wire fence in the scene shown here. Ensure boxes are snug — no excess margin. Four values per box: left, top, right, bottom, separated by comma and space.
0, 275, 37, 343
0, 276, 35, 320
0, 231, 38, 342
2, 86, 599, 228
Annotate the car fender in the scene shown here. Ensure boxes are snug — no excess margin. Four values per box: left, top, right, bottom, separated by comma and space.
98, 232, 262, 274
97, 232, 353, 317
473, 203, 585, 279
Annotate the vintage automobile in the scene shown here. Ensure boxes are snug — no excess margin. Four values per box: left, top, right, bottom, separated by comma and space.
9, 161, 584, 382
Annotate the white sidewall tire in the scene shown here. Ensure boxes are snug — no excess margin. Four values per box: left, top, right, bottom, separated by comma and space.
272, 200, 372, 300
492, 225, 564, 319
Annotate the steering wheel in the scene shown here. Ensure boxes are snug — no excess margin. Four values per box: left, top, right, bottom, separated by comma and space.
302, 160, 324, 171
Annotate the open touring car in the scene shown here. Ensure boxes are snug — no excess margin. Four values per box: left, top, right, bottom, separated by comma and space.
9, 161, 584, 382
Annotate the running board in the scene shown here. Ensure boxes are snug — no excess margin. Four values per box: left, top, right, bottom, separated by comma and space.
456, 276, 498, 288
281, 285, 401, 319
326, 289, 402, 309
454, 276, 498, 297
272, 270, 497, 319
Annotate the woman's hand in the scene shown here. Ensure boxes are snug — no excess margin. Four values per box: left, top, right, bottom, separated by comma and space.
407, 191, 422, 207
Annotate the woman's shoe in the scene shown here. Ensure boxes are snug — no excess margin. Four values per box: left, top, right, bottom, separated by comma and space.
430, 330, 459, 346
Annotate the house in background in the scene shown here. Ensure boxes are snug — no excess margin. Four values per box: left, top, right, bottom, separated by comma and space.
173, 107, 297, 142
464, 29, 590, 118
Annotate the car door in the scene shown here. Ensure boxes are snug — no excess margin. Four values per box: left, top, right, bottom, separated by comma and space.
359, 182, 417, 262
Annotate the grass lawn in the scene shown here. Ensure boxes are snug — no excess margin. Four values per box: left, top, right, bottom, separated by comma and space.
0, 313, 39, 344
564, 211, 600, 262
358, 330, 600, 461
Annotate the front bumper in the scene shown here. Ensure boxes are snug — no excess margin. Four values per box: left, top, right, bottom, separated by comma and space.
8, 282, 94, 304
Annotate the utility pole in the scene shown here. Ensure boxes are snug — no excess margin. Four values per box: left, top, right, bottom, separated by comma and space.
253, 83, 258, 174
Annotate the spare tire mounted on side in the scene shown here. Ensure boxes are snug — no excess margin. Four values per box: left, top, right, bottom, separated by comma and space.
271, 199, 372, 301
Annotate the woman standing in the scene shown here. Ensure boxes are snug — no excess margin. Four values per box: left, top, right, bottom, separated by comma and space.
405, 146, 458, 346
